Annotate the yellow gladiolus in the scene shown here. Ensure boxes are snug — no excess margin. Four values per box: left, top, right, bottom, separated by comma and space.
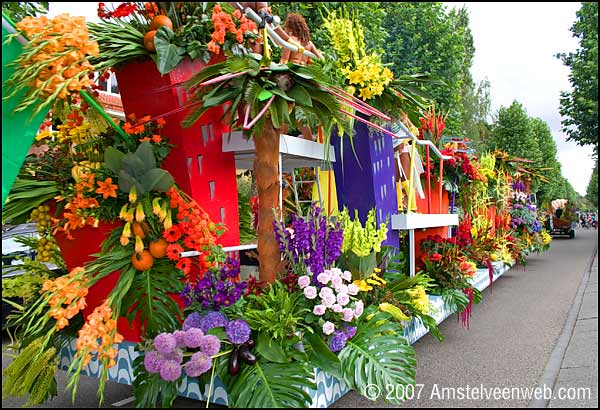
379, 303, 411, 321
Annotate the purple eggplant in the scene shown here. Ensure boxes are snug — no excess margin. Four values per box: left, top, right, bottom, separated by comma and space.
228, 347, 241, 375
239, 344, 256, 365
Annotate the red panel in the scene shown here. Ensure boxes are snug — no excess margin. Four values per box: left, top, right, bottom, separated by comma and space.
115, 57, 240, 247
414, 179, 451, 262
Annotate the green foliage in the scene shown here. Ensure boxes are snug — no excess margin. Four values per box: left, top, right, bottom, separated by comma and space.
490, 101, 542, 164
556, 2, 598, 158
529, 117, 562, 203
586, 161, 598, 207
2, 2, 48, 22
241, 281, 310, 342
2, 178, 58, 225
338, 309, 416, 404
271, 2, 388, 56
104, 142, 174, 195
121, 258, 184, 337
87, 20, 148, 72
380, 3, 475, 135
227, 359, 315, 408
2, 270, 50, 303
237, 172, 257, 243
154, 26, 185, 75
2, 337, 58, 407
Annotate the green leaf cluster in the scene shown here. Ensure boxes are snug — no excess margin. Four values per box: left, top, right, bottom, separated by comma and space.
104, 141, 174, 195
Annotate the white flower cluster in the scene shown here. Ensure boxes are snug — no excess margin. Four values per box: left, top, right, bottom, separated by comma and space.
298, 267, 364, 336
511, 191, 528, 203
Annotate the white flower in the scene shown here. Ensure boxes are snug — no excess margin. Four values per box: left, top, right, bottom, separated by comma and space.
297, 275, 311, 289
331, 275, 343, 289
341, 270, 352, 282
313, 305, 326, 316
319, 286, 334, 299
342, 308, 354, 322
337, 293, 350, 307
322, 321, 335, 335
303, 286, 317, 300
317, 271, 332, 285
347, 284, 359, 296
322, 293, 336, 307
336, 284, 349, 295
332, 304, 343, 313
354, 300, 364, 318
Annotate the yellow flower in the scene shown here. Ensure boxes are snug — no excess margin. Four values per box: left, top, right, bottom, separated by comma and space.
353, 279, 373, 292
379, 303, 411, 321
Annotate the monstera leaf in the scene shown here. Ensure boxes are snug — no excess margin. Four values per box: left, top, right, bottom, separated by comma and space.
104, 142, 174, 194
338, 309, 417, 404
227, 359, 315, 408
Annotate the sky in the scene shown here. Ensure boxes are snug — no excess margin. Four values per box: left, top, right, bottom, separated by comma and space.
46, 2, 596, 195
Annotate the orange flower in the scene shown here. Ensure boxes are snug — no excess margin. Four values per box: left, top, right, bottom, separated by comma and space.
151, 134, 162, 143
95, 178, 118, 199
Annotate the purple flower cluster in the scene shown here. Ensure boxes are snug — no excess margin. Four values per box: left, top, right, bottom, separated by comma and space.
144, 328, 222, 382
274, 204, 344, 277
198, 311, 229, 333
183, 311, 252, 346
512, 180, 526, 192
328, 326, 357, 353
226, 319, 251, 344
180, 259, 246, 310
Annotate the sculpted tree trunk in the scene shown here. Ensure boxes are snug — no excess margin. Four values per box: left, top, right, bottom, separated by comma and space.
253, 119, 281, 283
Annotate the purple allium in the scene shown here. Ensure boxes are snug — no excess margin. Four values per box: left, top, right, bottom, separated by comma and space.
182, 312, 203, 331
183, 328, 205, 348
199, 311, 228, 333
184, 355, 213, 378
173, 330, 187, 348
199, 335, 221, 356
226, 319, 251, 345
329, 330, 347, 352
143, 350, 162, 373
154, 332, 176, 355
161, 348, 184, 364
159, 360, 182, 382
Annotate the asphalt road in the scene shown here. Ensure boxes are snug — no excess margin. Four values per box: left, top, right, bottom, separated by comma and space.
2, 229, 598, 408
333, 228, 598, 408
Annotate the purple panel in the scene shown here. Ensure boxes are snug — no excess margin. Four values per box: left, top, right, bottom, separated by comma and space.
332, 119, 398, 247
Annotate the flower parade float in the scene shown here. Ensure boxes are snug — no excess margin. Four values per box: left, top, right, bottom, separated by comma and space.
2, 3, 555, 408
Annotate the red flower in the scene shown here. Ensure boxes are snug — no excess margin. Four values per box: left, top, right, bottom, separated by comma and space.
163, 226, 182, 243
430, 253, 443, 262
184, 235, 199, 250
166, 244, 184, 261
176, 257, 192, 275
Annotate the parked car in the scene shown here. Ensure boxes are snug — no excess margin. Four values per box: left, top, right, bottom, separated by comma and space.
2, 223, 61, 327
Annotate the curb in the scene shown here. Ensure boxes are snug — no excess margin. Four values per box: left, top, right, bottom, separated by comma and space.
528, 240, 598, 408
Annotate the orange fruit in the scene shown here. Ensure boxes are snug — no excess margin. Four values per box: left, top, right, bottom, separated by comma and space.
131, 250, 154, 271
144, 30, 157, 53
149, 238, 168, 259
148, 15, 173, 31
132, 221, 149, 239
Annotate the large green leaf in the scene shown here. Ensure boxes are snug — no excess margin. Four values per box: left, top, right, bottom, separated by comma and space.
228, 360, 315, 408
154, 26, 184, 75
140, 168, 174, 192
104, 146, 125, 174
339, 310, 417, 404
121, 258, 183, 337
303, 331, 342, 380
135, 141, 156, 170
121, 153, 147, 180
255, 331, 289, 364
287, 85, 313, 107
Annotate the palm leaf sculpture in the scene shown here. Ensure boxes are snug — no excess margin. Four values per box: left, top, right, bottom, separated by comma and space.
183, 53, 355, 282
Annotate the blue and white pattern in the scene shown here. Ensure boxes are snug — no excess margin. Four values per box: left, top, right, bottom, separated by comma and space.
58, 260, 515, 407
